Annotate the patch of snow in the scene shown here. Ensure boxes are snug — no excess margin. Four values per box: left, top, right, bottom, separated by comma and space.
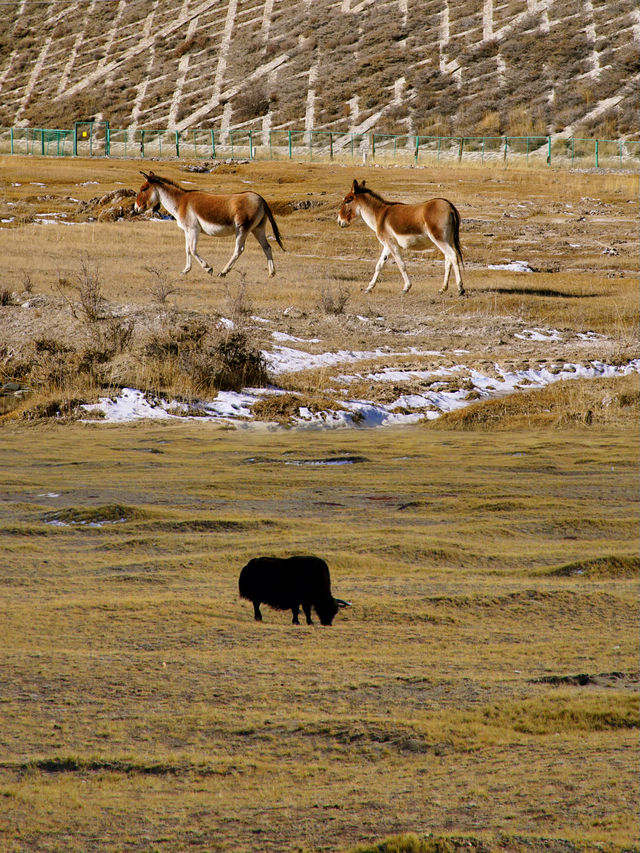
82, 353, 640, 429
515, 328, 563, 341
264, 345, 431, 376
489, 261, 533, 272
82, 388, 186, 422
272, 331, 321, 344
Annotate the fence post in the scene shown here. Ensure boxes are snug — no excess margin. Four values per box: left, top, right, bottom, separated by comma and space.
288, 130, 292, 159
249, 130, 253, 160
329, 132, 333, 161
595, 138, 599, 168
211, 129, 215, 158
458, 137, 464, 161
414, 135, 420, 164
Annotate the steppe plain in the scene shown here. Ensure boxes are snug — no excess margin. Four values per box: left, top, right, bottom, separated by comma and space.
0, 156, 638, 853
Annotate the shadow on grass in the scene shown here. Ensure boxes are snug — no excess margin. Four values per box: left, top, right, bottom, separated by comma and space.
477, 286, 603, 298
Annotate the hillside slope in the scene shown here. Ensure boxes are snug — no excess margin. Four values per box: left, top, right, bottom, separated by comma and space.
0, 0, 638, 139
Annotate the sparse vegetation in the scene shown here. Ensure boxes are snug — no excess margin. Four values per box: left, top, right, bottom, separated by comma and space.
0, 157, 638, 853
0, 1, 637, 138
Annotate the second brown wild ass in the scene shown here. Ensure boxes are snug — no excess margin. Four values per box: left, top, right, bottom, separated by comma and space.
337, 179, 464, 295
134, 171, 284, 277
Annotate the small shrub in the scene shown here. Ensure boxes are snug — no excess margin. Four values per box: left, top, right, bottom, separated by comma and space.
56, 255, 107, 325
205, 330, 268, 391
146, 266, 178, 305
317, 284, 350, 315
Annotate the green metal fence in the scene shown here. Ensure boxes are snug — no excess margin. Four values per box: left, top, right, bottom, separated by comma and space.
1, 124, 638, 170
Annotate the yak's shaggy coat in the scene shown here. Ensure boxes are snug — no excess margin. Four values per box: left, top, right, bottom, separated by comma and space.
239, 555, 348, 625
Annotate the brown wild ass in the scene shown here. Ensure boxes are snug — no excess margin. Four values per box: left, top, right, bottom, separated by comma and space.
337, 179, 464, 295
134, 171, 284, 277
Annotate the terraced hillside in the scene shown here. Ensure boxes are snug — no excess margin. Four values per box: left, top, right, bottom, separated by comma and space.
1, 0, 638, 140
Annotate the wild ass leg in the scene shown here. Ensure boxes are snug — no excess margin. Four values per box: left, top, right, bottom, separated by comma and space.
365, 245, 390, 293
219, 227, 247, 277
440, 256, 452, 293
388, 245, 413, 293
438, 242, 464, 296
184, 225, 213, 275
252, 224, 276, 277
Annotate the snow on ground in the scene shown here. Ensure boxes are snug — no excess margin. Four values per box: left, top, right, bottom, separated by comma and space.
489, 261, 534, 272
83, 334, 640, 429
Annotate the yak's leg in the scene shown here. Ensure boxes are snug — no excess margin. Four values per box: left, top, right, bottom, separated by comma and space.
302, 604, 313, 625
252, 601, 263, 621
291, 604, 300, 625
219, 227, 247, 277
184, 226, 213, 275
253, 224, 275, 277
364, 245, 389, 293
388, 246, 413, 293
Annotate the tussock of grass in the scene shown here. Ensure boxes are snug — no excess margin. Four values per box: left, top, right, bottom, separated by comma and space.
479, 693, 639, 735
252, 391, 348, 423
428, 374, 639, 431
347, 833, 631, 853
545, 555, 639, 579
42, 504, 136, 526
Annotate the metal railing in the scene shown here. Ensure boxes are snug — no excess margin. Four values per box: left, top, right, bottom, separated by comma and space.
1, 124, 638, 170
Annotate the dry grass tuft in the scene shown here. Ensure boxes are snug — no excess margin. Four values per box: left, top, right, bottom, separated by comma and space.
428, 374, 639, 431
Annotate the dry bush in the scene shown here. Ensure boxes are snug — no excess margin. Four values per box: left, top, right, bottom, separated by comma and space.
142, 322, 267, 397
317, 283, 351, 315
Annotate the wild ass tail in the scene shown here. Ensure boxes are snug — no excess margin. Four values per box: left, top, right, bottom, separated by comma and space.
263, 198, 285, 251
450, 202, 464, 267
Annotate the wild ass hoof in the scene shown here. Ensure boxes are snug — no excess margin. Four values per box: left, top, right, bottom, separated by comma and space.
217, 270, 227, 278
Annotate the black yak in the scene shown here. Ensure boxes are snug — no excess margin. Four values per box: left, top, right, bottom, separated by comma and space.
239, 555, 350, 625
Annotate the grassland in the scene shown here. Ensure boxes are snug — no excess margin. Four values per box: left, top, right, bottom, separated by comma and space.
0, 156, 638, 852
0, 422, 638, 852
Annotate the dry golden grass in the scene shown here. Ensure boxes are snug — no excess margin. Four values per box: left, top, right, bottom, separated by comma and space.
0, 156, 638, 852
0, 422, 638, 852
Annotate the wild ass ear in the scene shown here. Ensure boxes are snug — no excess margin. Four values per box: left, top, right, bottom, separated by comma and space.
352, 179, 359, 191
140, 171, 150, 180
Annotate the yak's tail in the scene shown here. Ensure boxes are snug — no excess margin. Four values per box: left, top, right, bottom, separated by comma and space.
263, 199, 285, 252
